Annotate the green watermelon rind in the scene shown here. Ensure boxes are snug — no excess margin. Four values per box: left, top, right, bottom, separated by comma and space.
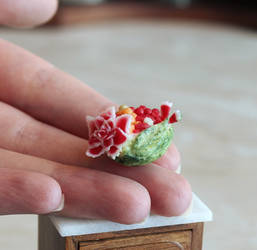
115, 119, 174, 166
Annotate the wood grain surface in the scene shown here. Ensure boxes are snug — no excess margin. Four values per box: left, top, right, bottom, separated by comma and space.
49, 1, 257, 28
79, 230, 191, 249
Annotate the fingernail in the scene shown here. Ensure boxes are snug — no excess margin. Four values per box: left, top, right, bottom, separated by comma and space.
53, 193, 65, 212
175, 164, 182, 174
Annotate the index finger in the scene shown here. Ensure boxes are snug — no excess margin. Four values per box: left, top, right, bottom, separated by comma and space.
0, 39, 113, 139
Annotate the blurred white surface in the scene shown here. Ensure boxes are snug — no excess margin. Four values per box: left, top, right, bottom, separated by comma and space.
0, 215, 37, 249
0, 20, 256, 250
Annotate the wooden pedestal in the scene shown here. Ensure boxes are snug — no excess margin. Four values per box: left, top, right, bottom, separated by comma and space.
38, 215, 204, 250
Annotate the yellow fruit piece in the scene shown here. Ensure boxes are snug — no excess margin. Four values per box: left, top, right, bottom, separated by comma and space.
119, 105, 129, 111
117, 106, 134, 116
130, 125, 135, 133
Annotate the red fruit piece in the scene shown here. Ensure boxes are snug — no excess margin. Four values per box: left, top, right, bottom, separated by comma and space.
134, 108, 143, 115
149, 108, 161, 124
144, 108, 152, 115
135, 122, 150, 131
155, 117, 162, 124
152, 108, 160, 117
142, 123, 150, 129
134, 105, 146, 115
135, 115, 145, 122
135, 123, 143, 130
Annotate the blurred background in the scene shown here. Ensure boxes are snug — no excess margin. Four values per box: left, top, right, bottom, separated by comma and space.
0, 0, 256, 249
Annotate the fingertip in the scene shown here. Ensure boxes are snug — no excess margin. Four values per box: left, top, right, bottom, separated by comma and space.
171, 174, 192, 216
31, 175, 63, 214
97, 179, 151, 224
159, 174, 192, 217
114, 184, 151, 224
0, 168, 62, 215
154, 143, 181, 172
148, 167, 192, 217
0, 0, 58, 28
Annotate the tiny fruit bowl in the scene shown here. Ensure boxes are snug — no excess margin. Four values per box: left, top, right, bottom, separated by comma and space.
86, 102, 181, 166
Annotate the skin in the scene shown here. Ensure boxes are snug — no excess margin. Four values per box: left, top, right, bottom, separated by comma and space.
0, 1, 192, 224
0, 0, 58, 28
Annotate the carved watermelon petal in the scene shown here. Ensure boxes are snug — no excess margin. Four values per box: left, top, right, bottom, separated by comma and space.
113, 128, 127, 145
103, 137, 113, 150
87, 116, 97, 135
101, 106, 116, 121
89, 136, 101, 147
95, 117, 105, 129
107, 146, 120, 159
116, 114, 132, 134
86, 145, 105, 158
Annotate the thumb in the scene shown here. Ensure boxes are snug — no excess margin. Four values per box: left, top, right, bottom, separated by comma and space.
0, 0, 58, 28
0, 168, 63, 215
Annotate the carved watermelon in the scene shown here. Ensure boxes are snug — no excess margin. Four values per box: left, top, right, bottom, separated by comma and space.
86, 102, 181, 166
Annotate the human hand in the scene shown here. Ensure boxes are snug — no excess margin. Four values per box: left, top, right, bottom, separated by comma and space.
0, 39, 192, 223
0, 1, 192, 224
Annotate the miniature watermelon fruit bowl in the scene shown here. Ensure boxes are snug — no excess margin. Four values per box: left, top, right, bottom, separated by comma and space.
86, 101, 181, 166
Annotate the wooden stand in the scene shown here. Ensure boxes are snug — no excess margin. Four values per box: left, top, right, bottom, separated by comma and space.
38, 194, 212, 250
38, 215, 204, 250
